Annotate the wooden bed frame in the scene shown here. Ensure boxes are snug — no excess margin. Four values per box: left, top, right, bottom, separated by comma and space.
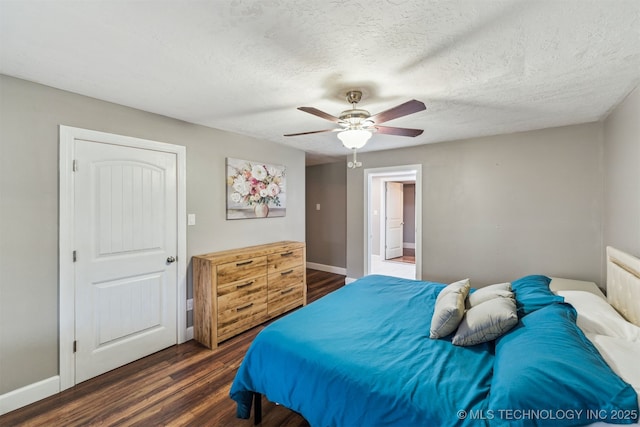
606, 246, 640, 327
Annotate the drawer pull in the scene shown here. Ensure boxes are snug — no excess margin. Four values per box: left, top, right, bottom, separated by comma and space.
280, 251, 294, 257
281, 288, 295, 295
236, 260, 254, 266
281, 269, 294, 276
236, 281, 254, 289
236, 302, 254, 311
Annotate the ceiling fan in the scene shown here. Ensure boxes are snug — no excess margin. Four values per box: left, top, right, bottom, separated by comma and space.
284, 91, 426, 163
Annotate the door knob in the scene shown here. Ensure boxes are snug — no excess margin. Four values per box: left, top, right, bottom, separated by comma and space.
167, 256, 176, 264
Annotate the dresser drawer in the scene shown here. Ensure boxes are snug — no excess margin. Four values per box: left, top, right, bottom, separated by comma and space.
268, 248, 303, 273
268, 282, 304, 317
217, 256, 267, 285
268, 265, 304, 291
217, 296, 268, 342
217, 276, 267, 312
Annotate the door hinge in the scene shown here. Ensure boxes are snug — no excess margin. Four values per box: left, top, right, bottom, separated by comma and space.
73, 340, 77, 353
73, 250, 77, 262
72, 159, 78, 172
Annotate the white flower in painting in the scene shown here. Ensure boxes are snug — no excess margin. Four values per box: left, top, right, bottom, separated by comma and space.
230, 192, 243, 203
251, 164, 267, 181
233, 178, 250, 196
267, 166, 278, 177
259, 188, 269, 198
267, 183, 280, 197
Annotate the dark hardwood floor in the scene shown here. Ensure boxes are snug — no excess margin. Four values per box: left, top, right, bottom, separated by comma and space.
0, 269, 345, 427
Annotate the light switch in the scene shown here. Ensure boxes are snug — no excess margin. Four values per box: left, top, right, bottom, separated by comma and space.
316, 204, 321, 211
188, 214, 196, 226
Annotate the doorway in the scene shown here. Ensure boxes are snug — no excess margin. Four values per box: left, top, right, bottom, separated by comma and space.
364, 165, 422, 280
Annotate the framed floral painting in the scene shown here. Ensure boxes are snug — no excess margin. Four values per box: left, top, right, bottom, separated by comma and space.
226, 158, 286, 219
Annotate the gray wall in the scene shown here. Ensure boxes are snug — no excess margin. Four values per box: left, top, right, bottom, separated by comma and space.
305, 162, 347, 268
604, 85, 640, 257
371, 177, 382, 256
0, 75, 305, 394
403, 184, 416, 245
347, 123, 604, 286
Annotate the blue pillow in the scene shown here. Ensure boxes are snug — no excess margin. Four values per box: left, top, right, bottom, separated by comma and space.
489, 302, 638, 426
511, 275, 563, 316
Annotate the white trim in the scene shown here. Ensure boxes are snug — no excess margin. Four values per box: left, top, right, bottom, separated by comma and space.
306, 262, 347, 276
345, 277, 358, 284
59, 126, 75, 391
403, 242, 415, 249
185, 326, 194, 341
58, 125, 187, 392
364, 165, 422, 280
0, 376, 59, 416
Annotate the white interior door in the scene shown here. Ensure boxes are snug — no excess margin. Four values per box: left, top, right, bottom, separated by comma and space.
74, 139, 178, 383
385, 182, 404, 260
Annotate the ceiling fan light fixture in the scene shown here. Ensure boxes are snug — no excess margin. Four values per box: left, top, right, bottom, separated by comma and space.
338, 129, 372, 149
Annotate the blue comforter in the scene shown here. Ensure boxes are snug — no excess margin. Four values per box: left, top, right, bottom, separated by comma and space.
230, 275, 638, 427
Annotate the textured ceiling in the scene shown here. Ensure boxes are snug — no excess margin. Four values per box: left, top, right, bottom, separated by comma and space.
1, 0, 639, 164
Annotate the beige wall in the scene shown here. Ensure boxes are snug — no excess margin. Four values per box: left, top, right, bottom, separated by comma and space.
0, 75, 305, 394
403, 184, 416, 245
305, 162, 346, 268
347, 123, 605, 286
603, 85, 640, 257
371, 177, 382, 256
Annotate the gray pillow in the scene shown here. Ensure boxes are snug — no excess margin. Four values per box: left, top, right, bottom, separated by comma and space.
430, 279, 470, 339
452, 297, 518, 346
467, 282, 513, 308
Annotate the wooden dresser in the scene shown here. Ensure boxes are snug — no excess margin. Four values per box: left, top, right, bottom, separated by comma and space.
193, 241, 306, 349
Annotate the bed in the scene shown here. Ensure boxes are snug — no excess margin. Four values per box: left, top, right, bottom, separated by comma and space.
230, 246, 640, 426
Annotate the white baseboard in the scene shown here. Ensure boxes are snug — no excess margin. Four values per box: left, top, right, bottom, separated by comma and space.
0, 326, 197, 417
403, 242, 415, 249
306, 262, 346, 276
0, 375, 59, 416
345, 277, 358, 284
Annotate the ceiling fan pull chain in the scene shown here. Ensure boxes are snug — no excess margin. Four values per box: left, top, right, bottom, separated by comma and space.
347, 149, 362, 169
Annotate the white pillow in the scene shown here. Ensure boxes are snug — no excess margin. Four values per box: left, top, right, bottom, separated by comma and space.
558, 290, 640, 341
429, 279, 470, 339
585, 333, 640, 408
467, 282, 513, 308
452, 297, 518, 346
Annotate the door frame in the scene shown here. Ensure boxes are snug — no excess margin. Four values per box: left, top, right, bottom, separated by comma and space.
364, 164, 422, 279
59, 125, 187, 391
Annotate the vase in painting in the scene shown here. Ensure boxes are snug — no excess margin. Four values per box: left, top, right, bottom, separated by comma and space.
254, 203, 269, 218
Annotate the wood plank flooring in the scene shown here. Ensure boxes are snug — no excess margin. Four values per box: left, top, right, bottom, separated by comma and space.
0, 269, 345, 427
388, 248, 415, 264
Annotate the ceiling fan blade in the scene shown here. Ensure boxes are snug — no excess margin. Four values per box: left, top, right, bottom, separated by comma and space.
369, 100, 426, 124
284, 129, 336, 137
298, 107, 342, 123
374, 126, 424, 137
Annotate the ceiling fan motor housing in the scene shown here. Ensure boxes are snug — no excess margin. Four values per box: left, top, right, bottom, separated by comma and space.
339, 109, 372, 127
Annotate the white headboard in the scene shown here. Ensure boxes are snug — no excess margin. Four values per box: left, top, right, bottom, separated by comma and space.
606, 246, 640, 327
